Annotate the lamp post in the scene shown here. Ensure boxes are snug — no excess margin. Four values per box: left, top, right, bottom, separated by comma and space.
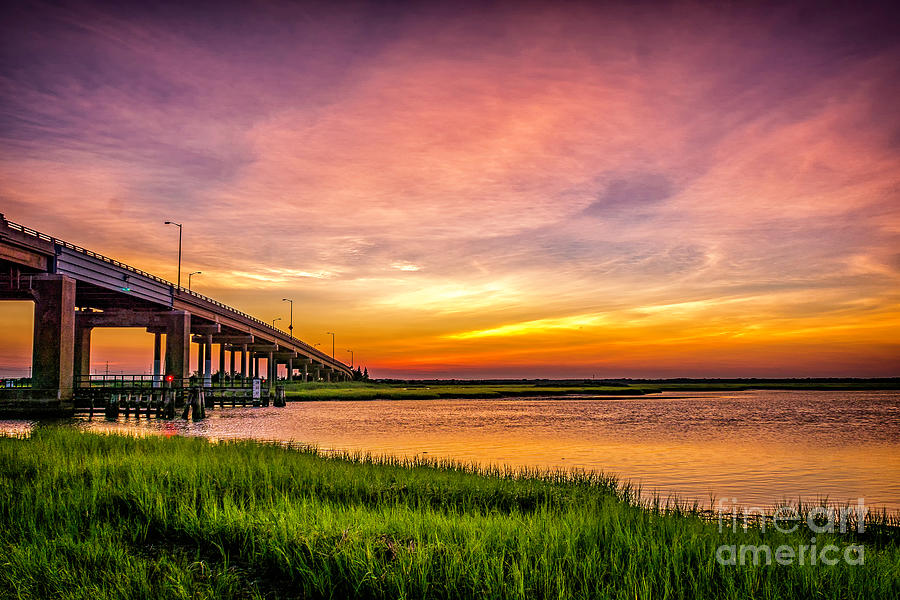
164, 221, 183, 289
271, 317, 282, 328
188, 271, 201, 291
282, 298, 293, 338
346, 349, 353, 368
325, 331, 335, 361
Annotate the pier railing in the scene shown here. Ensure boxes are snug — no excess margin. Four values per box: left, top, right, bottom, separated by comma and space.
74, 374, 261, 389
71, 373, 278, 415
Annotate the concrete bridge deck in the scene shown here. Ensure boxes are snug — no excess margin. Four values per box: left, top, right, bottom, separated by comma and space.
0, 213, 352, 414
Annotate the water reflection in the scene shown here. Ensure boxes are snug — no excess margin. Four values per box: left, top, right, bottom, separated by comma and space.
4, 390, 899, 510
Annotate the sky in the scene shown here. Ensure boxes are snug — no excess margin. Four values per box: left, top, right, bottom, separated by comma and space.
1, 0, 899, 378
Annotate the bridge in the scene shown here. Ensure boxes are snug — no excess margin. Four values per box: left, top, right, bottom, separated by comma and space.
0, 213, 353, 415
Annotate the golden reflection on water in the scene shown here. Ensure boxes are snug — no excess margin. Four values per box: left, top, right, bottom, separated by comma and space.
5, 390, 899, 510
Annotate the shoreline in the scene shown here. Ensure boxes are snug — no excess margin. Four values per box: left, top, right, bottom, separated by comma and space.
282, 380, 900, 402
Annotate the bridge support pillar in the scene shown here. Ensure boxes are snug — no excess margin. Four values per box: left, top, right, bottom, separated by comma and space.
31, 274, 76, 404
73, 322, 92, 388
197, 338, 205, 383
163, 311, 191, 380
204, 334, 213, 388
267, 351, 274, 384
287, 358, 293, 382
218, 343, 225, 385
302, 363, 308, 382
229, 348, 235, 379
152, 332, 162, 387
241, 344, 247, 379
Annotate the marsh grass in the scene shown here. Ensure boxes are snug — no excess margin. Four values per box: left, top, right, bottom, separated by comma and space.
1, 428, 898, 599
282, 380, 899, 402
284, 381, 646, 401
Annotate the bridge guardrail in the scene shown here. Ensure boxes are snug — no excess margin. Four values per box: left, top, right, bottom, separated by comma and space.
4, 218, 348, 372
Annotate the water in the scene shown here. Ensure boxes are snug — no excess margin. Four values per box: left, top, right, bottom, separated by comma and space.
3, 390, 899, 511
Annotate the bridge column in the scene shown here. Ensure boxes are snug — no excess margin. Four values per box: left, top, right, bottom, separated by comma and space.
197, 338, 205, 383
218, 343, 225, 385
204, 334, 213, 388
240, 344, 247, 379
73, 322, 92, 388
31, 274, 76, 402
267, 351, 274, 383
302, 363, 308, 382
253, 355, 259, 378
287, 358, 293, 382
163, 311, 191, 380
152, 332, 162, 387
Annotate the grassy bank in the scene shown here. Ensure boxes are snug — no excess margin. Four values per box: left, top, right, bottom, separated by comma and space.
283, 380, 900, 402
1, 429, 898, 599
283, 382, 645, 401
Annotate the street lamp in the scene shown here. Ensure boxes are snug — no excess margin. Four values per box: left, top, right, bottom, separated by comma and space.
325, 331, 335, 361
271, 317, 282, 328
346, 349, 353, 368
188, 271, 201, 291
164, 221, 183, 289
282, 298, 293, 338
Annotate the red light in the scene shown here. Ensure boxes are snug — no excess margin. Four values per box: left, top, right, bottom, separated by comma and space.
165, 375, 174, 382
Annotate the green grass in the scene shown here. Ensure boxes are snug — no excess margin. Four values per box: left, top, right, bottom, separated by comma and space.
283, 380, 899, 402
1, 428, 898, 599
283, 381, 645, 401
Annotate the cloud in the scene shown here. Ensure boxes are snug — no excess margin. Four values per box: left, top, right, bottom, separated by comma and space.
582, 173, 675, 217
391, 263, 421, 272
447, 313, 609, 340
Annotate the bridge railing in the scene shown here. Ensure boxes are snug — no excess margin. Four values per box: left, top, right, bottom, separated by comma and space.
4, 218, 348, 372
174, 289, 340, 366
6, 219, 177, 290
174, 289, 338, 364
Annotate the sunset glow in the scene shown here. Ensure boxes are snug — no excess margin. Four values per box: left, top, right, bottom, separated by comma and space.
1, 1, 898, 377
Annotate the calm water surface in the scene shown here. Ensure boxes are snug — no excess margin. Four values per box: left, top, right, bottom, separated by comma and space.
4, 390, 899, 510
